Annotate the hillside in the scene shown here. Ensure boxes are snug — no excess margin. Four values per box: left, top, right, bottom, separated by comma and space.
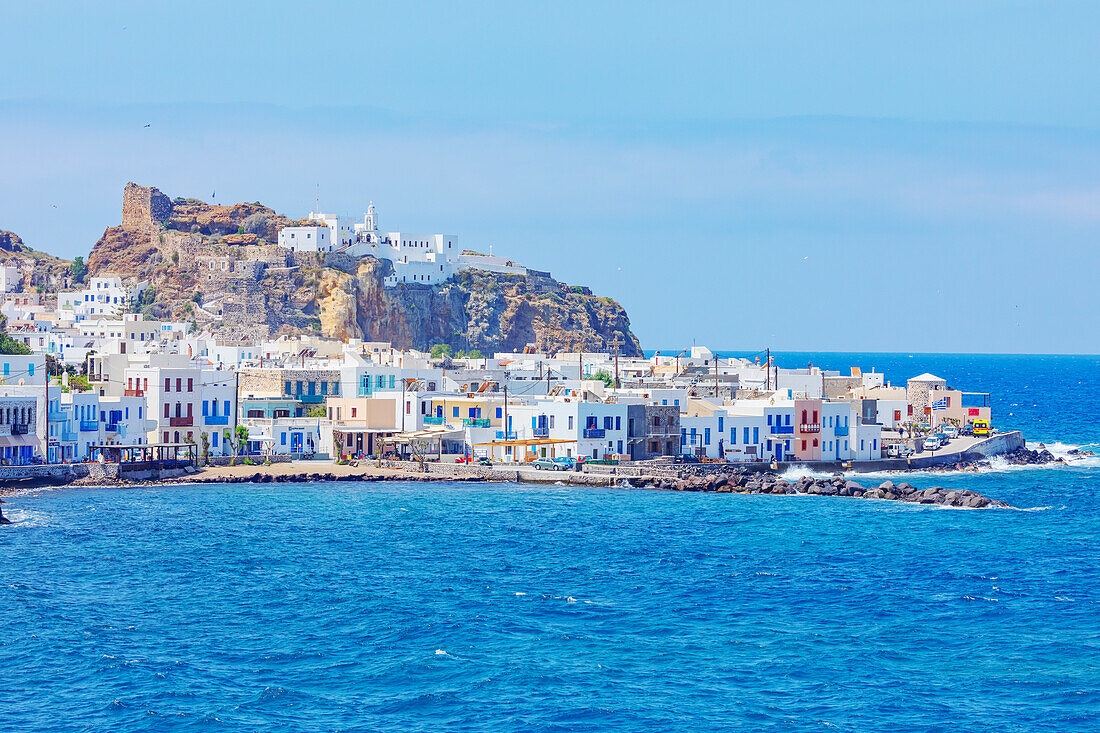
0, 229, 74, 291
74, 183, 642, 355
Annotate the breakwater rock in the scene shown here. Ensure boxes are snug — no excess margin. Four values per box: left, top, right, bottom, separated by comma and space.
626, 470, 1011, 509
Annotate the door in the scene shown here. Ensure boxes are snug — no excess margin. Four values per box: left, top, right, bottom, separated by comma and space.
775, 443, 783, 461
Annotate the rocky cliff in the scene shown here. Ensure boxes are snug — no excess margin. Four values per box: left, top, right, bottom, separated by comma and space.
69, 183, 642, 355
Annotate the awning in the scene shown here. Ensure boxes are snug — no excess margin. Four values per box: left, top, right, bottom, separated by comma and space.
0, 435, 38, 447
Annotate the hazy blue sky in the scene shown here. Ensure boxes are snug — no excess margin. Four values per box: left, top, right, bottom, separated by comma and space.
1, 1, 1097, 353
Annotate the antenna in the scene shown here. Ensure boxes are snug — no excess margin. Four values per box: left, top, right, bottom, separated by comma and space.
316, 183, 320, 213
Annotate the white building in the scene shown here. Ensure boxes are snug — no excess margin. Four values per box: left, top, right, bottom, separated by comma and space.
57, 276, 147, 323
277, 225, 332, 253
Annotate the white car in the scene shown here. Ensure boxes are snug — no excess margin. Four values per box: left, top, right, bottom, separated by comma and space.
943, 426, 959, 439
924, 437, 941, 452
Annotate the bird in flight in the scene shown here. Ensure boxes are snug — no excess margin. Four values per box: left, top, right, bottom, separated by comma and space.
144, 124, 151, 128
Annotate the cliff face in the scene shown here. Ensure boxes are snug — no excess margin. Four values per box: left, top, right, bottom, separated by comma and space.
315, 259, 642, 356
0, 229, 74, 291
77, 182, 644, 354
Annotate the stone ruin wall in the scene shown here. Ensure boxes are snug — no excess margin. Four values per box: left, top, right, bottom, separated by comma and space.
121, 182, 172, 231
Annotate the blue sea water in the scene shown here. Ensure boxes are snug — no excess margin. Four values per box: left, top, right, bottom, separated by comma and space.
2, 354, 1098, 732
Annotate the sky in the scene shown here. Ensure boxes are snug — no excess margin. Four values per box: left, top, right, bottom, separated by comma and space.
1, 1, 1097, 353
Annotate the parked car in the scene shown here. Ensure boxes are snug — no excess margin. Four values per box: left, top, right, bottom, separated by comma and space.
553, 456, 577, 470
943, 426, 959, 439
531, 457, 563, 470
925, 437, 942, 451
960, 423, 974, 436
676, 454, 701, 464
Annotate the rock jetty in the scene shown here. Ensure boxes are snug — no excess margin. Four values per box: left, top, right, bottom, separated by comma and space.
625, 467, 1011, 508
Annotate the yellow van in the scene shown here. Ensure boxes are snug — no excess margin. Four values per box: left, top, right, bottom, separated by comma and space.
972, 419, 991, 436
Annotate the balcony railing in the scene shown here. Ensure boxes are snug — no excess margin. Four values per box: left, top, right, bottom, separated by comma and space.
771, 424, 794, 435
205, 415, 230, 426
296, 394, 325, 404
834, 425, 849, 436
583, 427, 606, 439
800, 424, 821, 433
462, 418, 490, 428
48, 410, 67, 422
61, 430, 78, 442
532, 426, 549, 438
495, 430, 517, 440
124, 389, 144, 397
80, 420, 98, 432
11, 423, 29, 435
423, 416, 445, 425
169, 416, 193, 427
104, 423, 118, 432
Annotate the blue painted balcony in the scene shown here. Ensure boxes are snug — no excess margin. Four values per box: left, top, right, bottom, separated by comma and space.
771, 425, 794, 435
834, 425, 849, 436
423, 416, 445, 425
61, 429, 78, 442
463, 418, 490, 428
104, 423, 118, 432
495, 430, 517, 440
205, 415, 230, 426
79, 420, 98, 432
583, 427, 605, 439
532, 426, 549, 438
296, 394, 325, 404
48, 409, 67, 422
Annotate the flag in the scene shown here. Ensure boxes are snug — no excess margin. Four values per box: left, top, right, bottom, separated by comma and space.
931, 398, 948, 410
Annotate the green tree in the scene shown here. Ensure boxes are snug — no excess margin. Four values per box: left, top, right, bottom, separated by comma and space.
591, 369, 615, 387
70, 256, 87, 284
200, 431, 210, 467
307, 405, 327, 418
69, 375, 91, 392
465, 349, 483, 360
429, 343, 453, 359
191, 291, 203, 305
223, 425, 249, 465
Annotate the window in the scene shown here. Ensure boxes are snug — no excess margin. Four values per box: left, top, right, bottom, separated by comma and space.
321, 382, 328, 395
285, 381, 292, 395
568, 416, 573, 430
164, 403, 170, 418
653, 416, 660, 426
681, 428, 686, 446
163, 431, 169, 442
704, 428, 711, 445
718, 417, 724, 433
753, 428, 759, 444
176, 378, 182, 392
28, 364, 33, 376
495, 407, 502, 419
165, 378, 171, 392
202, 401, 208, 417
731, 428, 737, 444
812, 410, 818, 423
743, 427, 750, 444
224, 401, 230, 417
813, 439, 818, 447
212, 432, 218, 447
801, 410, 807, 424
453, 406, 459, 418
281, 433, 286, 446
785, 415, 790, 426
550, 415, 555, 429
603, 416, 612, 430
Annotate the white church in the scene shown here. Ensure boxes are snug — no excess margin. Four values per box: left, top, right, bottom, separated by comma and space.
277, 203, 528, 286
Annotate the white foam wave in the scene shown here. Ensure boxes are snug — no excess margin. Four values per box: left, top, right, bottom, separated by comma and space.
778, 466, 835, 481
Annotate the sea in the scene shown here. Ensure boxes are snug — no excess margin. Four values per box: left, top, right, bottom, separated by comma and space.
2, 353, 1098, 732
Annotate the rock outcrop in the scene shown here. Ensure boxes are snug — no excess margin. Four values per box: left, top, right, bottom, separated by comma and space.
76, 182, 642, 353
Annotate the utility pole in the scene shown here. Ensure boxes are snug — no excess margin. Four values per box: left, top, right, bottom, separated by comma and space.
608, 334, 624, 389
503, 383, 509, 449
714, 350, 719, 400
765, 347, 770, 391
